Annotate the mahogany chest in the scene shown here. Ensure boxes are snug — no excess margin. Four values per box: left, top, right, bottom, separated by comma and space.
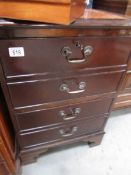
113, 58, 131, 109
0, 88, 17, 175
0, 10, 131, 165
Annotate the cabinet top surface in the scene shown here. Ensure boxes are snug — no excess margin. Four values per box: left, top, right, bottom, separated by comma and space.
0, 0, 73, 4
0, 9, 131, 28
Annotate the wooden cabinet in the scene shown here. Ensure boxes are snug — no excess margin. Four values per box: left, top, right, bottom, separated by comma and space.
0, 9, 131, 165
0, 88, 18, 175
93, 0, 131, 16
113, 56, 131, 109
93, 0, 128, 14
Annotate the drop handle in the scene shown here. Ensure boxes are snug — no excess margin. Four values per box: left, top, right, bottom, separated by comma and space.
60, 82, 86, 94
59, 126, 78, 137
61, 45, 93, 63
59, 107, 81, 121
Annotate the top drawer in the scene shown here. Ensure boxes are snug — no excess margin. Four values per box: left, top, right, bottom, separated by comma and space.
0, 37, 130, 76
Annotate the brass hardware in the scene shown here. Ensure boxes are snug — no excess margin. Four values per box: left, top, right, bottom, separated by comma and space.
79, 82, 86, 90
67, 58, 86, 64
61, 45, 93, 63
61, 47, 72, 57
60, 82, 86, 94
59, 107, 81, 120
59, 126, 78, 137
60, 84, 69, 92
83, 46, 93, 57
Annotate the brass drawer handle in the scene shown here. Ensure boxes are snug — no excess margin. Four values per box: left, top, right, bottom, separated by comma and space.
59, 126, 78, 137
60, 82, 86, 94
61, 45, 93, 64
59, 107, 81, 121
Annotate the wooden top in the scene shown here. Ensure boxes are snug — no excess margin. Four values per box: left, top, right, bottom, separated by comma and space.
73, 9, 131, 27
0, 9, 131, 28
2, 0, 72, 4
82, 9, 127, 19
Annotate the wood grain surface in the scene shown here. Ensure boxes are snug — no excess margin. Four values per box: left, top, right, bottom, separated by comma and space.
93, 0, 128, 14
0, 96, 16, 174
0, 0, 85, 24
3, 0, 72, 4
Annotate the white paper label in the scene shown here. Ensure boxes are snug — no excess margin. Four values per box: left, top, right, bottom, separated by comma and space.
8, 47, 25, 57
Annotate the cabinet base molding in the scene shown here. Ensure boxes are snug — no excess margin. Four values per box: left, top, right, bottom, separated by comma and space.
20, 132, 104, 165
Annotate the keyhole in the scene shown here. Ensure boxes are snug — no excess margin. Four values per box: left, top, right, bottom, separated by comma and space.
64, 50, 67, 54
75, 41, 81, 48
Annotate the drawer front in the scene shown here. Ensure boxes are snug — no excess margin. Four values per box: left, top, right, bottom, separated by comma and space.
125, 73, 131, 89
8, 72, 122, 108
0, 37, 130, 76
20, 115, 106, 149
113, 92, 131, 109
17, 98, 113, 132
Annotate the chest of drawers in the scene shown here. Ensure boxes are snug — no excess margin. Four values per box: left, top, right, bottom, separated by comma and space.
113, 58, 131, 109
0, 10, 131, 165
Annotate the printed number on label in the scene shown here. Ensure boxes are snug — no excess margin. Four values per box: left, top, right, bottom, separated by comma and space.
8, 47, 25, 57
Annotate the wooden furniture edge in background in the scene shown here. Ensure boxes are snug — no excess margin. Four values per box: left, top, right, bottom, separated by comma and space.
0, 88, 20, 175
0, 0, 85, 25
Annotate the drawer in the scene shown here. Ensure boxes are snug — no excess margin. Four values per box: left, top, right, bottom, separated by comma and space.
8, 72, 122, 108
17, 98, 113, 132
116, 93, 131, 103
125, 73, 131, 89
120, 72, 131, 91
0, 37, 130, 76
113, 93, 131, 110
19, 115, 106, 149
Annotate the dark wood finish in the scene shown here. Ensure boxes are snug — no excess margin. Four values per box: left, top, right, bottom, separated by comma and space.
0, 37, 130, 76
83, 132, 105, 147
21, 148, 48, 165
19, 115, 106, 149
0, 9, 131, 165
113, 60, 131, 109
7, 72, 122, 108
20, 132, 105, 165
0, 162, 10, 175
0, 89, 19, 175
113, 47, 131, 110
93, 0, 131, 17
0, 0, 85, 25
93, 0, 128, 14
16, 98, 112, 132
